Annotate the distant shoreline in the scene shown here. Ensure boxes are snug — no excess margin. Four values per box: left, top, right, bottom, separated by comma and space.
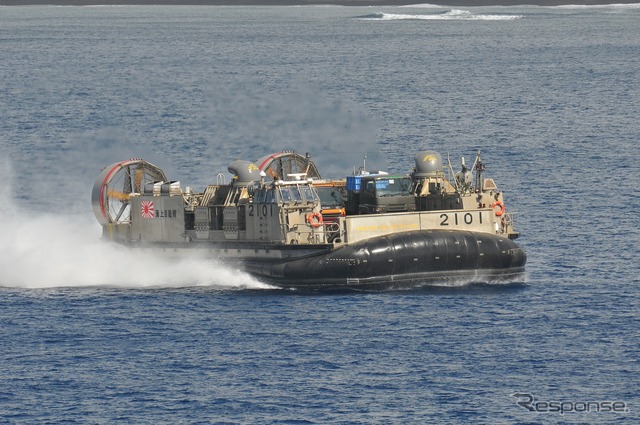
2, 0, 639, 7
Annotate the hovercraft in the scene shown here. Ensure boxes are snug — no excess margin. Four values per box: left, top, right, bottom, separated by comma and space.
92, 150, 526, 290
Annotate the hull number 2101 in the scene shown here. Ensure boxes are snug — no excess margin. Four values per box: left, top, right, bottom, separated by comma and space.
440, 212, 483, 226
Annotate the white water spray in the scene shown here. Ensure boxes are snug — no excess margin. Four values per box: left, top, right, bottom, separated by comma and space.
0, 157, 269, 290
0, 211, 270, 290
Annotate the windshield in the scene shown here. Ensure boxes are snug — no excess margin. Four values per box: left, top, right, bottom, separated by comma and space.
374, 177, 412, 197
279, 186, 303, 203
277, 184, 319, 204
316, 187, 343, 208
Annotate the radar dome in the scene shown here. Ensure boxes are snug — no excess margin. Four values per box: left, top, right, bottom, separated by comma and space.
414, 151, 443, 177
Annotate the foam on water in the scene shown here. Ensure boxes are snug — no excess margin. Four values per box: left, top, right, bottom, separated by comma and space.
357, 10, 523, 21
398, 3, 442, 7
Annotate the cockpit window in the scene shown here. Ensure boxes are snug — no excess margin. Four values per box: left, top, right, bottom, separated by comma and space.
265, 188, 276, 204
278, 186, 305, 204
301, 186, 318, 203
279, 187, 292, 203
290, 186, 302, 202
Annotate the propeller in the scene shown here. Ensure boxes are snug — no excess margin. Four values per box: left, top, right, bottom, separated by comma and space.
91, 159, 167, 225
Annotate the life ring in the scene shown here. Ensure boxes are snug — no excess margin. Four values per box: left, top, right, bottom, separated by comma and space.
492, 200, 505, 217
306, 212, 323, 228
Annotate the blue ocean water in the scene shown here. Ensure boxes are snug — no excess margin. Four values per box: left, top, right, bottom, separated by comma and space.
1, 4, 639, 423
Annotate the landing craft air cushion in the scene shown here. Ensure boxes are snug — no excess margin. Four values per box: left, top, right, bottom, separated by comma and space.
92, 150, 526, 289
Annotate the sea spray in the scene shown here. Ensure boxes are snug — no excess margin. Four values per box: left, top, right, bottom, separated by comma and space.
0, 197, 269, 290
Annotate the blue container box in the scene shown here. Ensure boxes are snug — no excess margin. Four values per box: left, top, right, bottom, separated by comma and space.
346, 176, 362, 191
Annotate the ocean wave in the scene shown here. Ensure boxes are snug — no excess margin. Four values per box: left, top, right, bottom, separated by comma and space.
398, 3, 442, 7
551, 3, 640, 9
356, 9, 523, 21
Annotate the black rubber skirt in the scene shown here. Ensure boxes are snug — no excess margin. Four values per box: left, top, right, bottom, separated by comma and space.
248, 229, 526, 290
